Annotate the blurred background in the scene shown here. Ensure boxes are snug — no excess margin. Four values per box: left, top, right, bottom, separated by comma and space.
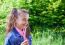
0, 0, 65, 45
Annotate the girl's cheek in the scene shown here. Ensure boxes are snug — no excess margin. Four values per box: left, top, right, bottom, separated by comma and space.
18, 21, 23, 25
16, 20, 22, 25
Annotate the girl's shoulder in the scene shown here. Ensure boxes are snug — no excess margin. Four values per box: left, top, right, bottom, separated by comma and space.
5, 31, 16, 41
5, 30, 23, 45
5, 31, 16, 45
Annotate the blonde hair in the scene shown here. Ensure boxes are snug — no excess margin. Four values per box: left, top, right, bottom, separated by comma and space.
6, 8, 30, 38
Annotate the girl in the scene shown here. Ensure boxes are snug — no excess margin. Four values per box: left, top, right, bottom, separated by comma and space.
5, 8, 32, 45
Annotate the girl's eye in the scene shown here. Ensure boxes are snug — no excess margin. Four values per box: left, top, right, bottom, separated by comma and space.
22, 18, 27, 21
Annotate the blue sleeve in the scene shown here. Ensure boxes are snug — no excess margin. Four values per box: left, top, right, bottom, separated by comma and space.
4, 33, 15, 45
29, 35, 32, 45
4, 36, 15, 45
4, 35, 22, 45
4, 33, 11, 45
4, 39, 11, 45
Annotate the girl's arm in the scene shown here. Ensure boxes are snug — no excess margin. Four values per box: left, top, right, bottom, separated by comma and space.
28, 35, 32, 45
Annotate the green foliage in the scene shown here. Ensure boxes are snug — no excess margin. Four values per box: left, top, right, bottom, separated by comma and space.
28, 0, 65, 33
0, 0, 65, 32
32, 31, 63, 45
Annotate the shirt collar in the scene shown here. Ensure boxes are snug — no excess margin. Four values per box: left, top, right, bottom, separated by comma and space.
12, 27, 21, 37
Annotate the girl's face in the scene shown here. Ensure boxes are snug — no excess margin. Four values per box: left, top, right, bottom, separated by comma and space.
15, 12, 29, 30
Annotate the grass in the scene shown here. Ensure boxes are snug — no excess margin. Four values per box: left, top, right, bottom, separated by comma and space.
32, 31, 63, 45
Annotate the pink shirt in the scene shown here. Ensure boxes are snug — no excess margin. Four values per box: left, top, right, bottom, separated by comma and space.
15, 27, 27, 40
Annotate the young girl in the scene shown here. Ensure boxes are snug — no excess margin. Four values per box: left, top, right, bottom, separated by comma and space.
5, 8, 32, 45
